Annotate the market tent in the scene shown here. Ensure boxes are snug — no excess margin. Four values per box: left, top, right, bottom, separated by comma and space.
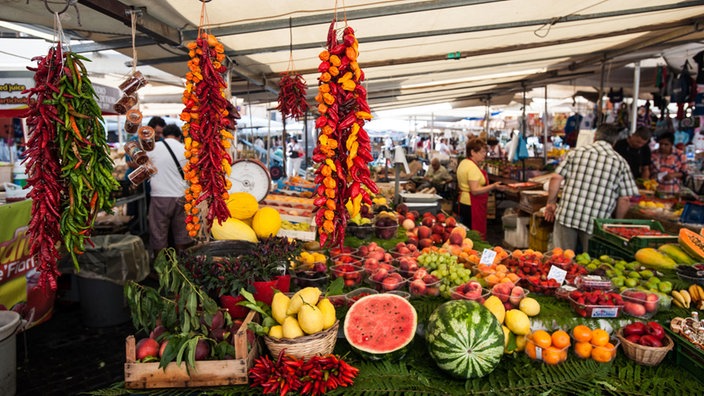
1, 0, 703, 112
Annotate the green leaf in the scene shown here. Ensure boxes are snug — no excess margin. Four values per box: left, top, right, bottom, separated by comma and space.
326, 276, 345, 296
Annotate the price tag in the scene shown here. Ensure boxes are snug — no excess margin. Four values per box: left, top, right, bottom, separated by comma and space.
547, 265, 568, 285
480, 249, 497, 265
590, 307, 620, 318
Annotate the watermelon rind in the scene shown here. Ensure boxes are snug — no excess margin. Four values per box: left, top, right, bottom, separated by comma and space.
343, 293, 418, 360
426, 300, 504, 379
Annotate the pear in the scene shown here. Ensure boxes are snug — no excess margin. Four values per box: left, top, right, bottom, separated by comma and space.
268, 325, 283, 339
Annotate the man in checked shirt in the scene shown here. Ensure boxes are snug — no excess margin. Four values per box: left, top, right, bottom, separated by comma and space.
544, 123, 640, 253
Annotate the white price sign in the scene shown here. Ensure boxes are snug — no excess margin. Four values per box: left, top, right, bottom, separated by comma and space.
480, 249, 497, 265
547, 265, 568, 285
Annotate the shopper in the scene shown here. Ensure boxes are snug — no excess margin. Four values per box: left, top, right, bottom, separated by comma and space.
286, 137, 304, 178
651, 131, 687, 196
147, 116, 166, 140
487, 137, 506, 160
418, 158, 453, 192
614, 126, 652, 180
456, 136, 502, 239
147, 124, 192, 257
544, 123, 639, 253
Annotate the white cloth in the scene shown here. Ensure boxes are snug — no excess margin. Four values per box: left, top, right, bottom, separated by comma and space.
147, 138, 188, 197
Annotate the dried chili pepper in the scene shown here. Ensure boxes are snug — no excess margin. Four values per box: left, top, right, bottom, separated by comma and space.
181, 33, 234, 236
312, 21, 378, 248
277, 72, 308, 120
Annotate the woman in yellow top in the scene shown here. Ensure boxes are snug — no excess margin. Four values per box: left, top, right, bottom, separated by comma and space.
456, 136, 502, 239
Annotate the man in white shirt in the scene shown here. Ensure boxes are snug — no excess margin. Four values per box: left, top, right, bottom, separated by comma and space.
147, 124, 192, 255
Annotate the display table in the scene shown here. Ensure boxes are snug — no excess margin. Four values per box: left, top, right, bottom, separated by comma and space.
114, 191, 147, 236
105, 295, 702, 395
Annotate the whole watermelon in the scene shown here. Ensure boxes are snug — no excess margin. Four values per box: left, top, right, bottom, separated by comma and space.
426, 300, 504, 379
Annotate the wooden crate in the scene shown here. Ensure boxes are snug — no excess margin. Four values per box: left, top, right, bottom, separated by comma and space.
124, 310, 260, 389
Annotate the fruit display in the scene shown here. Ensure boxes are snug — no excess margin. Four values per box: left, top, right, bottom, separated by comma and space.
474, 263, 521, 287
267, 287, 336, 340
572, 325, 619, 363
417, 250, 473, 297
366, 268, 406, 292
344, 287, 378, 305
343, 293, 418, 360
525, 329, 571, 365
671, 284, 704, 309
490, 282, 528, 310
621, 289, 660, 319
620, 321, 667, 347
568, 290, 624, 318
407, 268, 441, 296
373, 210, 399, 240
426, 300, 504, 378
331, 262, 365, 287
450, 281, 489, 302
634, 248, 677, 270
575, 254, 673, 298
357, 241, 394, 273
604, 225, 670, 239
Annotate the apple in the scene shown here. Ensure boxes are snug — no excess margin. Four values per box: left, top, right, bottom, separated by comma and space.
421, 217, 434, 227
417, 226, 432, 239
419, 238, 434, 249
445, 217, 457, 227
624, 301, 646, 317
623, 322, 647, 337
645, 321, 665, 340
638, 334, 663, 347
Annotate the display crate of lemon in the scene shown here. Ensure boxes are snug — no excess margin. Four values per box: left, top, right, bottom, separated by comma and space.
278, 214, 316, 241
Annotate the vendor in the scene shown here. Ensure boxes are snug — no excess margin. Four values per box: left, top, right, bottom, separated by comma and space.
416, 158, 453, 192
614, 126, 652, 180
651, 131, 687, 195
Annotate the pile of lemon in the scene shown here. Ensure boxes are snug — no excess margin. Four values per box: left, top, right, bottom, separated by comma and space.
638, 200, 665, 209
269, 287, 336, 339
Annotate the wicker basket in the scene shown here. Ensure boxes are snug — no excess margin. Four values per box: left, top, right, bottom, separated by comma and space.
263, 321, 339, 359
616, 328, 674, 366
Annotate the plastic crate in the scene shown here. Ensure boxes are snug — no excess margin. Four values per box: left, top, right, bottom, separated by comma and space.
666, 327, 704, 379
592, 219, 677, 253
679, 202, 704, 225
587, 236, 634, 261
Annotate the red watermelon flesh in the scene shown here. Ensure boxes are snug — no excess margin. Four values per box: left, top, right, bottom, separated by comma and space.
343, 293, 417, 359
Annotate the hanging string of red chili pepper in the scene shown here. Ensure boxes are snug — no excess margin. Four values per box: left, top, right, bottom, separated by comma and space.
313, 19, 378, 248
23, 45, 65, 292
277, 18, 309, 120
180, 31, 234, 236
23, 43, 119, 291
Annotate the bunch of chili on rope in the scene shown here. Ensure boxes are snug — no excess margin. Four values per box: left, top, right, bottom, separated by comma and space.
180, 29, 235, 237
313, 20, 378, 248
277, 19, 308, 120
24, 40, 118, 291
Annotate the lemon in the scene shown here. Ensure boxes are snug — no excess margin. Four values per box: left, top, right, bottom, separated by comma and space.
515, 334, 527, 352
298, 304, 324, 335
518, 297, 541, 317
282, 316, 304, 339
483, 295, 506, 324
316, 298, 337, 329
268, 325, 283, 338
505, 309, 531, 335
271, 292, 291, 325
287, 287, 322, 315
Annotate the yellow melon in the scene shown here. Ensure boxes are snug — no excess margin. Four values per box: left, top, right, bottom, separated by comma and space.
252, 207, 282, 239
211, 217, 258, 242
226, 192, 259, 220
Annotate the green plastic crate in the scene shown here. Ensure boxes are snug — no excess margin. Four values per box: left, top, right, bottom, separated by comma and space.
592, 218, 678, 253
666, 327, 704, 380
587, 236, 634, 261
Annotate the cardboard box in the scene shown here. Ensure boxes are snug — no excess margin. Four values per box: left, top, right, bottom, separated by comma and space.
124, 311, 260, 389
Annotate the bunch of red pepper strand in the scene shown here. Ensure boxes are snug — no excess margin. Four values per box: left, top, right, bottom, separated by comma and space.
180, 33, 234, 235
312, 20, 378, 248
23, 44, 118, 291
277, 72, 308, 119
249, 351, 359, 396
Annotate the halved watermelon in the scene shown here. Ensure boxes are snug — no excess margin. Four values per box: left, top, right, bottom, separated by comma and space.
343, 293, 417, 360
426, 300, 504, 379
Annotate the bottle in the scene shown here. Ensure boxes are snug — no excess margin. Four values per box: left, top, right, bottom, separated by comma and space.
124, 109, 143, 134
138, 126, 156, 151
123, 141, 148, 166
113, 94, 138, 115
118, 70, 148, 96
128, 160, 158, 186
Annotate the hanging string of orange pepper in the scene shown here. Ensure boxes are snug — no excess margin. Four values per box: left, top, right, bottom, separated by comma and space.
180, 33, 235, 236
312, 20, 378, 248
277, 72, 308, 119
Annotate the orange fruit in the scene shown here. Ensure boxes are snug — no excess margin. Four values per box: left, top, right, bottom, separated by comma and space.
485, 274, 499, 285
591, 329, 609, 347
525, 339, 537, 360
572, 325, 593, 343
495, 264, 508, 273
532, 330, 552, 349
551, 330, 571, 349
564, 249, 575, 259
574, 341, 593, 359
551, 247, 564, 257
512, 249, 523, 259
591, 344, 615, 363
542, 346, 564, 365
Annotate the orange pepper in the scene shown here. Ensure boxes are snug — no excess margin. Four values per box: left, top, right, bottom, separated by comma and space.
319, 50, 330, 61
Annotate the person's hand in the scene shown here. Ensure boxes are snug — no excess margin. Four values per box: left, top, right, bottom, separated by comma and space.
544, 203, 557, 222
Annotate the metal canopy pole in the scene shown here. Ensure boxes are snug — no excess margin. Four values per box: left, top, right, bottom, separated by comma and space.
597, 60, 606, 126
630, 61, 641, 133
544, 85, 548, 164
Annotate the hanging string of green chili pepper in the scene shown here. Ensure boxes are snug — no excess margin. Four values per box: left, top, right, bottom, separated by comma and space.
56, 51, 120, 267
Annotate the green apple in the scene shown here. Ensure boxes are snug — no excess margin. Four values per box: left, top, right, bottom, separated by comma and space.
639, 270, 654, 279
612, 276, 625, 288
625, 278, 639, 288
586, 263, 598, 272
658, 281, 673, 294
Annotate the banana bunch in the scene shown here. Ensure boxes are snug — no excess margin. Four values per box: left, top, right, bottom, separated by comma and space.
642, 179, 659, 191
672, 284, 704, 309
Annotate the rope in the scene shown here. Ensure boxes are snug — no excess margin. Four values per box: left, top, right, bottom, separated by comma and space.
130, 11, 137, 73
